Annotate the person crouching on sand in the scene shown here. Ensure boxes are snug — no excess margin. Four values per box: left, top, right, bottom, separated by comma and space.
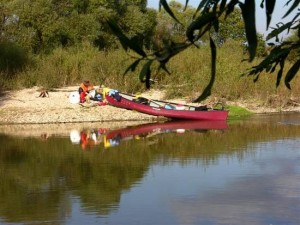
79, 80, 94, 103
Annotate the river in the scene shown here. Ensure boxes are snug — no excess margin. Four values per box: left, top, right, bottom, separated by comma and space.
0, 113, 299, 225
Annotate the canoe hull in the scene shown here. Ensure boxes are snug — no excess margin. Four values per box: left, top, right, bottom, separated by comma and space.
106, 95, 228, 121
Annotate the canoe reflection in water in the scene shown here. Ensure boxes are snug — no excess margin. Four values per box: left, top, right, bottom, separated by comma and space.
70, 120, 228, 149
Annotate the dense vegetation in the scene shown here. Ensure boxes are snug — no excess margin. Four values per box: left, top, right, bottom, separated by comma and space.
0, 0, 299, 107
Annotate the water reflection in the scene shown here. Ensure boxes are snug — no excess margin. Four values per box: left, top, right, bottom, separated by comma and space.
70, 120, 228, 149
0, 113, 299, 225
70, 127, 109, 149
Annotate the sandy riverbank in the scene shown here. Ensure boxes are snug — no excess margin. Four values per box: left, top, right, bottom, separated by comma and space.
0, 86, 159, 124
0, 86, 299, 125
0, 86, 160, 137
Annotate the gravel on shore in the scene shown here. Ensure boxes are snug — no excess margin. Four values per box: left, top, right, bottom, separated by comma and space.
0, 86, 299, 138
0, 86, 160, 124
0, 86, 166, 137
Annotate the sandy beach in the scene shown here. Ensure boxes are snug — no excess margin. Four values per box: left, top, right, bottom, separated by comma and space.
0, 86, 162, 137
0, 86, 299, 125
0, 86, 159, 124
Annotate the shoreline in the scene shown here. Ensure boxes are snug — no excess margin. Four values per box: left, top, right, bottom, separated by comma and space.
0, 86, 299, 125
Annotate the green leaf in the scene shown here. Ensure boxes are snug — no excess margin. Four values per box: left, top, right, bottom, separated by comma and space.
266, 21, 293, 40
265, 0, 276, 29
159, 0, 182, 24
184, 0, 190, 10
225, 0, 240, 19
139, 60, 153, 87
253, 74, 260, 82
145, 67, 151, 89
284, 60, 300, 89
243, 46, 290, 77
239, 0, 257, 61
220, 0, 227, 11
270, 61, 279, 73
276, 59, 285, 87
107, 19, 147, 57
157, 60, 171, 75
193, 0, 210, 18
123, 59, 141, 76
107, 20, 129, 51
155, 42, 190, 64
283, 0, 300, 18
186, 12, 216, 42
193, 37, 216, 102
213, 19, 219, 32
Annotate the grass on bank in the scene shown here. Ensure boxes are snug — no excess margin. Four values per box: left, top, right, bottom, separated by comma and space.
226, 105, 253, 118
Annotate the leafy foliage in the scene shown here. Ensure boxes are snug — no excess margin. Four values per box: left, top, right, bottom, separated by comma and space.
193, 37, 216, 102
108, 0, 299, 102
244, 0, 300, 89
152, 2, 196, 49
0, 41, 28, 77
2, 0, 156, 53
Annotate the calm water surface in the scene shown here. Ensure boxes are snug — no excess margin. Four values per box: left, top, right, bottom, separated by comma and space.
0, 113, 299, 225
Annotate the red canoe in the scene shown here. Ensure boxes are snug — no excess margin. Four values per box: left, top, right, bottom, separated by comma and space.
105, 92, 228, 121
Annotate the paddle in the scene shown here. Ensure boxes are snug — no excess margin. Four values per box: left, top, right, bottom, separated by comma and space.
119, 91, 199, 110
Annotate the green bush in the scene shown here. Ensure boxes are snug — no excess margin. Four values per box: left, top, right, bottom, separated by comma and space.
0, 41, 29, 78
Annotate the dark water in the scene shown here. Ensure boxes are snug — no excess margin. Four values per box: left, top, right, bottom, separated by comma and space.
0, 113, 299, 225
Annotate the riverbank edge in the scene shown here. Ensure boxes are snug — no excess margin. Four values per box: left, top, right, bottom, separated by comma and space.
0, 86, 299, 126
